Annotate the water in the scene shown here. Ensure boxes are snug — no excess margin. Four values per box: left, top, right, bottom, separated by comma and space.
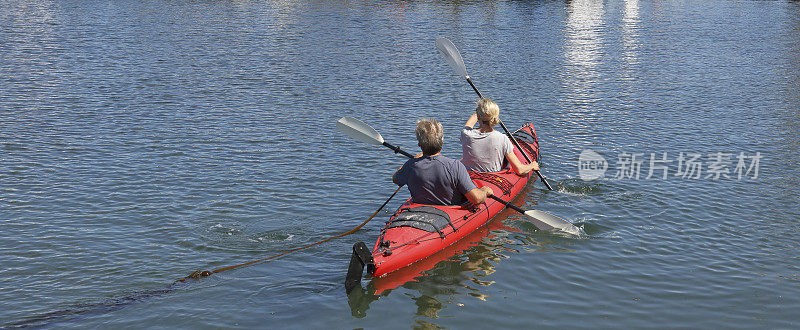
2, 0, 799, 328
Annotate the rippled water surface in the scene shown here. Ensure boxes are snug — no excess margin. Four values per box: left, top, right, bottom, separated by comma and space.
2, 0, 799, 328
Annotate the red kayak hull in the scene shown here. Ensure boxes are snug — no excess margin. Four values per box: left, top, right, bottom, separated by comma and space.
370, 123, 541, 278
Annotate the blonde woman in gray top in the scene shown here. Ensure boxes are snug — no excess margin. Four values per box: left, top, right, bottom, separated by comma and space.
460, 99, 540, 175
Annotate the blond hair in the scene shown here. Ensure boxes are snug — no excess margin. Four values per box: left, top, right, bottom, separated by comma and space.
415, 118, 444, 155
476, 99, 500, 126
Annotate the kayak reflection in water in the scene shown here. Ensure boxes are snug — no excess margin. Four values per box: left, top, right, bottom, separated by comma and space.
460, 99, 539, 175
347, 215, 517, 319
393, 118, 492, 206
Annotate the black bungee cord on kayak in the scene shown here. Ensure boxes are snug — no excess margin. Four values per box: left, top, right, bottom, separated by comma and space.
469, 171, 515, 195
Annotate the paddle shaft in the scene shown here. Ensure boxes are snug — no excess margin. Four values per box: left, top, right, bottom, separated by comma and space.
464, 77, 553, 191
383, 141, 414, 158
488, 195, 526, 214
467, 77, 483, 99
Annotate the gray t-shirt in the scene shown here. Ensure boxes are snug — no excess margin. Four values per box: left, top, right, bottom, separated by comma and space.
460, 127, 514, 172
394, 155, 477, 205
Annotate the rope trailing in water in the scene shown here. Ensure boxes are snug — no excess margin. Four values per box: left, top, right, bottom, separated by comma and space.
9, 187, 405, 328
177, 185, 404, 283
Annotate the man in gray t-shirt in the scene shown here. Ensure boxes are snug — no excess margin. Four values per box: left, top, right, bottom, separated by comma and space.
393, 118, 493, 206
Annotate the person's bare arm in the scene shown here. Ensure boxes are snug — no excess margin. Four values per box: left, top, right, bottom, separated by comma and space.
464, 113, 478, 128
506, 152, 540, 176
465, 186, 493, 204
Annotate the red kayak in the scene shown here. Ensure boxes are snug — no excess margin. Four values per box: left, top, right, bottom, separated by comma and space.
367, 122, 540, 278
370, 206, 521, 294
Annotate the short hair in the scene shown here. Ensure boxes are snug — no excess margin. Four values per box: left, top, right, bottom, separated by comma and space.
476, 98, 500, 126
415, 118, 444, 155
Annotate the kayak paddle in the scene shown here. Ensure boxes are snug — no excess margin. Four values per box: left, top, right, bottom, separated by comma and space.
435, 37, 554, 191
336, 116, 582, 235
336, 116, 414, 158
487, 195, 583, 235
